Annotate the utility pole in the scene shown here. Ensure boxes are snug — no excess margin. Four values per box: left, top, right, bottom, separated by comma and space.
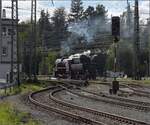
127, 0, 132, 36
5, 0, 19, 85
16, 0, 20, 86
134, 0, 141, 80
10, 0, 19, 85
111, 16, 120, 95
0, 0, 2, 62
31, 0, 37, 81
10, 0, 16, 83
148, 0, 150, 77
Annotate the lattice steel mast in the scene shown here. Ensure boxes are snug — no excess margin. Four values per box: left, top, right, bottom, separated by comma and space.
30, 0, 37, 81
127, 0, 132, 35
10, 0, 19, 84
134, 0, 141, 80
16, 0, 20, 86
147, 0, 150, 77
0, 0, 2, 62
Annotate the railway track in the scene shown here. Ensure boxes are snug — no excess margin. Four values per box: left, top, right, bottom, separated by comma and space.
29, 86, 106, 125
59, 82, 150, 112
119, 84, 150, 98
29, 81, 150, 125
80, 88, 150, 107
50, 85, 150, 125
121, 83, 150, 98
89, 80, 150, 98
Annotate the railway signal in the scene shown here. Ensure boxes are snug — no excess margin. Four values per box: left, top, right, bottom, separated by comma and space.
112, 16, 120, 38
111, 16, 120, 94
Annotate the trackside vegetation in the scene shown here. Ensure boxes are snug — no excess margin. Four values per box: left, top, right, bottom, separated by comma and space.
0, 102, 40, 125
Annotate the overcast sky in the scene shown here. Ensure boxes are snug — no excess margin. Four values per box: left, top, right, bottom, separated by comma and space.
1, 0, 150, 22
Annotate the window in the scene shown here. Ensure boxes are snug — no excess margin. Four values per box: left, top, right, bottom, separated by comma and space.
7, 41, 11, 44
8, 29, 15, 35
8, 29, 16, 35
8, 29, 12, 35
2, 27, 6, 36
2, 47, 7, 56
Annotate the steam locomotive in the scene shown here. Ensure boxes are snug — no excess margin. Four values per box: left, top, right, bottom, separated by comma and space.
54, 51, 97, 80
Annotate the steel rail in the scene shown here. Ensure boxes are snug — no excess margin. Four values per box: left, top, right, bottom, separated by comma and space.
2, 0, 150, 1
80, 88, 150, 106
121, 83, 150, 97
61, 85, 150, 112
50, 85, 150, 125
85, 80, 150, 98
29, 86, 106, 125
57, 80, 150, 111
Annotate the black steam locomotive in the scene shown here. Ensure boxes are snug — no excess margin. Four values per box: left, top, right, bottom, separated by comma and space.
54, 51, 97, 80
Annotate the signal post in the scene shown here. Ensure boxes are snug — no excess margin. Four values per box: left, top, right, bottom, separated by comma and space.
111, 16, 120, 95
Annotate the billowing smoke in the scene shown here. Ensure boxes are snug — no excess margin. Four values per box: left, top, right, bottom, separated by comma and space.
61, 16, 111, 55
120, 5, 134, 39
68, 17, 111, 42
69, 50, 91, 60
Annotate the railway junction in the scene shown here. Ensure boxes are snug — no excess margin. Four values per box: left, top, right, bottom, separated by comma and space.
26, 80, 150, 125
1, 79, 150, 125
1, 0, 150, 125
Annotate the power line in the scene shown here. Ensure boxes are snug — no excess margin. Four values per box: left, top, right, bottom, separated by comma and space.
0, 0, 150, 1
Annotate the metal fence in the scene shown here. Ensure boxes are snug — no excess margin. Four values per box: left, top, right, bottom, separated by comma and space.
0, 82, 17, 98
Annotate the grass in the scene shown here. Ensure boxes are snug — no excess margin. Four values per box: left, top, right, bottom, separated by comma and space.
0, 81, 55, 125
0, 83, 42, 97
89, 78, 150, 85
0, 102, 39, 125
19, 82, 44, 94
0, 81, 49, 97
117, 78, 150, 85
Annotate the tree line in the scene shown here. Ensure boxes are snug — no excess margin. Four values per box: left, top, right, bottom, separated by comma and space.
19, 0, 150, 78
20, 0, 109, 76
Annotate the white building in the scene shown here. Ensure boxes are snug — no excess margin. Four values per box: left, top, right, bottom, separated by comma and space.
0, 9, 18, 81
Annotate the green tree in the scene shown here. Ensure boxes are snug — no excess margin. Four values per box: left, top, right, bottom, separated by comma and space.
83, 4, 107, 21
39, 52, 58, 75
117, 41, 134, 76
38, 10, 52, 48
95, 4, 107, 18
83, 6, 95, 19
106, 45, 114, 71
106, 41, 134, 77
51, 7, 68, 49
118, 48, 134, 76
18, 21, 32, 77
91, 4, 108, 43
69, 0, 84, 22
